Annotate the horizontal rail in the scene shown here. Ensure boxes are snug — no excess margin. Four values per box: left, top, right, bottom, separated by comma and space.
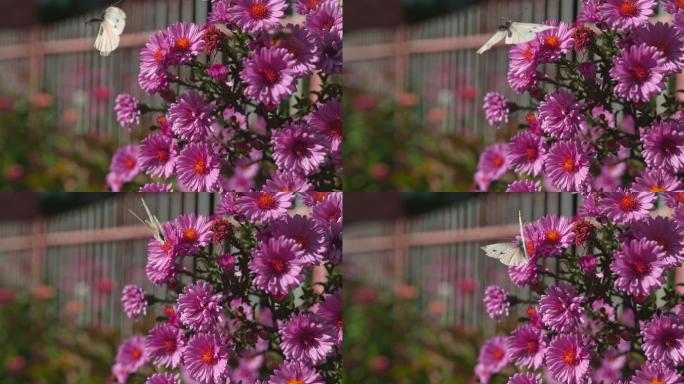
345, 33, 495, 61
345, 223, 519, 254
0, 225, 151, 252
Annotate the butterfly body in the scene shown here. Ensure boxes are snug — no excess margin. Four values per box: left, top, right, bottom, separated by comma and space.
93, 6, 127, 56
477, 20, 555, 54
481, 211, 530, 267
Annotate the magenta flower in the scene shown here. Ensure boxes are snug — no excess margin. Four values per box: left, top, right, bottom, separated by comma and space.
665, 0, 684, 13
535, 22, 575, 63
316, 289, 342, 348
231, 0, 287, 33
139, 183, 173, 192
508, 373, 542, 384
173, 213, 213, 254
612, 239, 667, 298
546, 335, 592, 384
249, 236, 305, 297
477, 336, 509, 373
115, 336, 149, 374
145, 373, 180, 384
483, 285, 510, 320
241, 47, 297, 106
115, 93, 141, 129
168, 91, 216, 141
538, 91, 584, 138
632, 216, 684, 267
535, 215, 575, 256
177, 143, 221, 192
110, 145, 141, 184
610, 43, 666, 102
183, 333, 229, 384
508, 261, 540, 286
599, 0, 656, 30
270, 214, 326, 266
272, 122, 327, 176
631, 362, 683, 384
309, 99, 342, 153
140, 133, 177, 179
138, 68, 169, 95
146, 324, 184, 369
483, 92, 509, 127
633, 22, 684, 74
506, 180, 542, 192
265, 24, 319, 77
280, 312, 335, 365
539, 283, 585, 333
264, 170, 314, 193
270, 361, 323, 384
236, 192, 294, 223
312, 192, 342, 225
509, 131, 546, 176
122, 285, 147, 319
642, 121, 684, 172
578, 0, 603, 23
642, 314, 684, 366
544, 141, 590, 192
177, 281, 224, 331
305, 0, 342, 34
477, 143, 511, 182
140, 30, 170, 73
601, 190, 655, 224
508, 325, 546, 370
317, 30, 343, 75
633, 169, 683, 192
509, 41, 538, 76
294, 0, 325, 14
166, 22, 205, 64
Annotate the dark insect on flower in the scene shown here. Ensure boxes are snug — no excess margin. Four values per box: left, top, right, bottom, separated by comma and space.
211, 219, 234, 245
573, 219, 594, 246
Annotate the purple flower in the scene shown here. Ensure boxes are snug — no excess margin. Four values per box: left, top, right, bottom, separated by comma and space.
294, 0, 326, 15
280, 312, 335, 365
309, 99, 342, 152
146, 324, 184, 369
115, 336, 148, 374
509, 131, 546, 176
612, 238, 667, 297
633, 168, 683, 192
547, 335, 592, 384
599, 0, 656, 30
115, 93, 141, 129
166, 22, 204, 64
265, 24, 319, 77
305, 0, 342, 34
316, 289, 342, 348
140, 30, 170, 73
273, 122, 327, 176
241, 47, 297, 106
506, 180, 542, 192
146, 373, 180, 384
509, 41, 538, 76
601, 190, 655, 224
633, 216, 684, 267
665, 0, 684, 13
544, 141, 590, 192
538, 91, 584, 138
642, 314, 684, 366
313, 192, 342, 225
138, 68, 169, 95
177, 143, 221, 192
140, 133, 177, 179
535, 215, 575, 256
508, 325, 546, 370
578, 0, 603, 24
508, 373, 542, 384
610, 43, 666, 102
536, 22, 575, 63
110, 145, 141, 184
483, 92, 509, 127
508, 262, 540, 286
183, 333, 229, 384
264, 170, 314, 192
236, 192, 294, 223
231, 0, 287, 33
122, 285, 147, 319
177, 281, 224, 331
633, 22, 684, 74
173, 213, 213, 254
270, 214, 327, 266
270, 361, 323, 384
539, 283, 585, 333
477, 336, 509, 373
631, 362, 683, 384
169, 91, 216, 141
642, 120, 684, 172
483, 285, 509, 320
249, 236, 305, 297
477, 143, 510, 183
317, 30, 342, 75
139, 183, 173, 192
208, 63, 229, 81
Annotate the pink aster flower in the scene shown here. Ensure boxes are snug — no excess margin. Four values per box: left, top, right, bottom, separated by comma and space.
508, 261, 540, 286
317, 29, 342, 75
538, 91, 584, 138
309, 99, 342, 152
642, 120, 684, 172
632, 216, 684, 267
115, 93, 141, 129
177, 143, 221, 192
477, 143, 511, 182
270, 361, 323, 384
138, 68, 169, 95
633, 22, 684, 74
166, 22, 205, 64
578, 0, 603, 24
110, 145, 141, 184
508, 325, 546, 370
536, 22, 575, 63
601, 190, 655, 224
146, 373, 180, 384
642, 314, 684, 366
231, 0, 287, 33
115, 336, 148, 374
269, 214, 327, 266
539, 283, 585, 333
509, 41, 539, 75
508, 373, 542, 384
177, 281, 224, 332
612, 239, 667, 298
610, 43, 666, 102
140, 133, 177, 179
547, 335, 592, 384
477, 336, 509, 373
506, 180, 542, 192
272, 122, 327, 176
544, 141, 590, 192
183, 333, 229, 384
633, 168, 683, 192
599, 0, 656, 30
249, 236, 305, 297
305, 0, 342, 34
313, 192, 342, 225
241, 47, 297, 106
140, 30, 170, 74
168, 91, 216, 141
236, 192, 294, 223
263, 24, 319, 77
509, 131, 546, 176
173, 213, 213, 254
317, 289, 342, 348
280, 312, 336, 365
146, 324, 184, 369
631, 362, 683, 384
139, 183, 173, 192
483, 92, 509, 127
535, 215, 575, 256
483, 285, 510, 320
294, 0, 326, 14
264, 170, 314, 192
122, 285, 147, 319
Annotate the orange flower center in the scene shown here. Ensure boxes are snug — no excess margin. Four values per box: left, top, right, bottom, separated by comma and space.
125, 158, 136, 170
631, 66, 648, 82
619, 1, 638, 17
249, 3, 269, 20
288, 379, 304, 384
175, 37, 191, 51
493, 349, 505, 361
270, 259, 287, 273
546, 230, 561, 244
562, 156, 576, 172
619, 195, 638, 212
544, 36, 561, 50
526, 113, 537, 125
257, 193, 277, 210
523, 47, 535, 62
314, 192, 330, 202
527, 307, 537, 317
650, 185, 665, 193
201, 349, 215, 365
527, 341, 539, 353
261, 68, 280, 84
164, 306, 174, 316
184, 229, 198, 242
131, 349, 142, 360
678, 0, 684, 8
526, 148, 538, 161
157, 149, 169, 162
563, 350, 577, 366
164, 340, 176, 353
157, 116, 168, 125
631, 260, 649, 276
676, 193, 684, 203
162, 241, 174, 255
154, 49, 165, 63
493, 156, 504, 168
651, 380, 665, 384
306, 0, 323, 10
194, 159, 208, 175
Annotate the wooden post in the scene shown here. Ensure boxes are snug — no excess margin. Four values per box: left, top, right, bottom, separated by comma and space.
30, 218, 45, 287
28, 26, 43, 94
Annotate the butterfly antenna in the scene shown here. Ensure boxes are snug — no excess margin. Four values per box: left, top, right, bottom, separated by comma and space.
111, 0, 125, 6
85, 18, 102, 25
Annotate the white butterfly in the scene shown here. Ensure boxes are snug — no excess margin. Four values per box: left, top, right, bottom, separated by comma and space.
481, 210, 530, 267
129, 198, 164, 243
477, 20, 555, 54
91, 5, 127, 56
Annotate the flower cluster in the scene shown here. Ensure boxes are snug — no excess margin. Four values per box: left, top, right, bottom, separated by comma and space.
108, 0, 343, 192
111, 192, 342, 383
475, 1, 684, 192
475, 192, 684, 383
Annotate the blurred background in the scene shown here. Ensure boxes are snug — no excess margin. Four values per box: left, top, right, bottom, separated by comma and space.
344, 192, 578, 383
0, 193, 222, 382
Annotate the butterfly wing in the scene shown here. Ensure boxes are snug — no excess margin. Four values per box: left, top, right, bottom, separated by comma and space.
518, 210, 529, 261
506, 22, 555, 45
482, 243, 527, 266
94, 21, 120, 56
104, 6, 127, 35
477, 30, 507, 54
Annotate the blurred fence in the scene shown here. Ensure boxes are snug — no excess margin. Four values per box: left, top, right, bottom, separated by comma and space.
0, 193, 219, 336
345, 193, 578, 335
